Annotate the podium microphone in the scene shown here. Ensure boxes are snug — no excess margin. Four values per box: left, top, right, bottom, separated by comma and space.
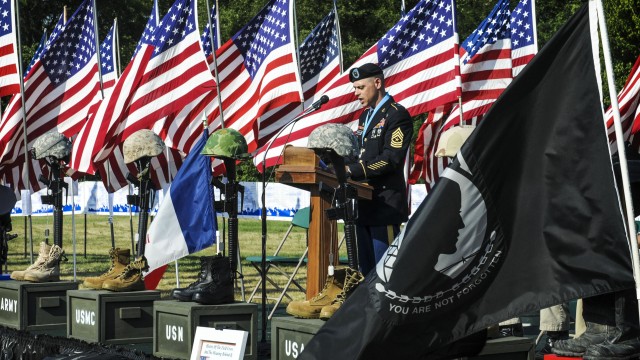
309, 95, 330, 111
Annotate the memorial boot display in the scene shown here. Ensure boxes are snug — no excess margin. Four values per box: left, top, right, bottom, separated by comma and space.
191, 254, 235, 305
172, 255, 215, 301
23, 244, 65, 282
83, 248, 131, 289
102, 256, 149, 292
10, 241, 51, 281
286, 267, 347, 319
319, 267, 364, 320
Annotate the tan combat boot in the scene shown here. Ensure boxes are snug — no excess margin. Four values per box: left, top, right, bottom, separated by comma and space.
320, 267, 365, 320
286, 267, 348, 319
11, 242, 51, 281
23, 244, 65, 282
83, 248, 130, 289
101, 256, 148, 292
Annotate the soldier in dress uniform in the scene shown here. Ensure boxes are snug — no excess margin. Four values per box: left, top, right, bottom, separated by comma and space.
346, 63, 413, 275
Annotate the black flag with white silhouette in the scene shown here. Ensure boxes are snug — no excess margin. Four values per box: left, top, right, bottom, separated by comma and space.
299, 4, 635, 359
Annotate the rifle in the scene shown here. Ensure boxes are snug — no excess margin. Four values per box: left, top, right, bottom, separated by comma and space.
38, 161, 68, 247
126, 158, 156, 258
211, 158, 244, 278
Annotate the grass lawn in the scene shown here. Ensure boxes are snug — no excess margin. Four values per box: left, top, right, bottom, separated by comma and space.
4, 214, 344, 306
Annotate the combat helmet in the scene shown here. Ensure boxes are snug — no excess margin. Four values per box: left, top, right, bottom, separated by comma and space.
308, 124, 359, 164
30, 130, 72, 162
123, 129, 165, 164
201, 128, 251, 160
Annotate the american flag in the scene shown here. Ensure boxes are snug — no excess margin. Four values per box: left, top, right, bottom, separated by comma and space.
410, 0, 515, 187
153, 0, 221, 155
70, 0, 215, 175
202, 0, 303, 152
606, 54, 640, 153
100, 21, 118, 89
511, 0, 537, 77
262, 0, 461, 168
24, 32, 46, 77
254, 4, 341, 170
0, 15, 65, 191
0, 0, 20, 97
442, 0, 511, 129
0, 0, 100, 185
200, 1, 219, 57
408, 105, 451, 190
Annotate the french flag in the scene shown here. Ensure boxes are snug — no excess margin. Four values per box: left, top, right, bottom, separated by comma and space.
144, 129, 217, 289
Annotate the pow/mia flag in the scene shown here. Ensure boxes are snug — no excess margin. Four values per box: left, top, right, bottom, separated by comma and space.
299, 4, 635, 359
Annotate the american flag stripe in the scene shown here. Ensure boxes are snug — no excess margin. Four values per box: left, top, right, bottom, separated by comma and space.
72, 47, 154, 172
0, 0, 20, 97
607, 54, 640, 152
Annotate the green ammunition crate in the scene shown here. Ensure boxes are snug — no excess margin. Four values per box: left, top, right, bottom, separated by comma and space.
271, 316, 325, 360
0, 280, 78, 336
271, 317, 534, 360
67, 289, 160, 350
153, 300, 257, 360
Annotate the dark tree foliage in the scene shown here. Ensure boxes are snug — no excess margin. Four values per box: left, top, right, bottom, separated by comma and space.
11, 0, 640, 182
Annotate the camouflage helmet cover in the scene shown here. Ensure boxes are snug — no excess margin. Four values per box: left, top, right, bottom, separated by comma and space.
201, 128, 251, 160
31, 130, 72, 160
308, 123, 359, 163
123, 129, 166, 164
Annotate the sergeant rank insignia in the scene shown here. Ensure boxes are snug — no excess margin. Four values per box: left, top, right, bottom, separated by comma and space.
391, 128, 404, 148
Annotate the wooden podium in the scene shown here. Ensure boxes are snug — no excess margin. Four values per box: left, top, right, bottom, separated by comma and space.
275, 146, 372, 299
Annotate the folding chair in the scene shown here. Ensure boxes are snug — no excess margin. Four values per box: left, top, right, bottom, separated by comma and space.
246, 207, 309, 319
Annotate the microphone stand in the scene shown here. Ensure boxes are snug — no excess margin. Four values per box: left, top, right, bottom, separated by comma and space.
258, 98, 327, 349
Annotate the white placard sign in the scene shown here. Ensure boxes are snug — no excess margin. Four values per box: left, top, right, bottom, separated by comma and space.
191, 327, 248, 360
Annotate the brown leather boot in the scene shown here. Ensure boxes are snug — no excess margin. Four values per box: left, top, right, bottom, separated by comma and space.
286, 267, 348, 319
83, 248, 130, 289
102, 256, 149, 292
11, 242, 51, 281
319, 268, 364, 320
23, 244, 65, 282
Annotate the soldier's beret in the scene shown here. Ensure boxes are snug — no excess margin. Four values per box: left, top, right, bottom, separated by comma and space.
349, 63, 383, 82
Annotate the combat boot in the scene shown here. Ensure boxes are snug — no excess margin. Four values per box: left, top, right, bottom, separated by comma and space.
172, 256, 216, 301
286, 267, 348, 319
83, 248, 130, 289
23, 244, 65, 282
192, 255, 234, 305
553, 322, 620, 357
319, 267, 364, 320
102, 256, 148, 292
11, 242, 51, 281
583, 337, 640, 359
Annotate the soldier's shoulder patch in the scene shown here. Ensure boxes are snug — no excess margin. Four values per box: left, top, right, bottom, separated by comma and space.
391, 128, 404, 148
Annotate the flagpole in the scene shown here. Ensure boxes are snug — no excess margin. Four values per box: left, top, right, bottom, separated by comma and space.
334, 0, 343, 75
14, 0, 34, 262
594, 0, 640, 306
452, 0, 463, 127
205, 0, 226, 129
106, 18, 120, 250
92, 0, 104, 96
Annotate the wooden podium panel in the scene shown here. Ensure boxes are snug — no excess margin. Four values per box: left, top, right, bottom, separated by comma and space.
275, 147, 372, 299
